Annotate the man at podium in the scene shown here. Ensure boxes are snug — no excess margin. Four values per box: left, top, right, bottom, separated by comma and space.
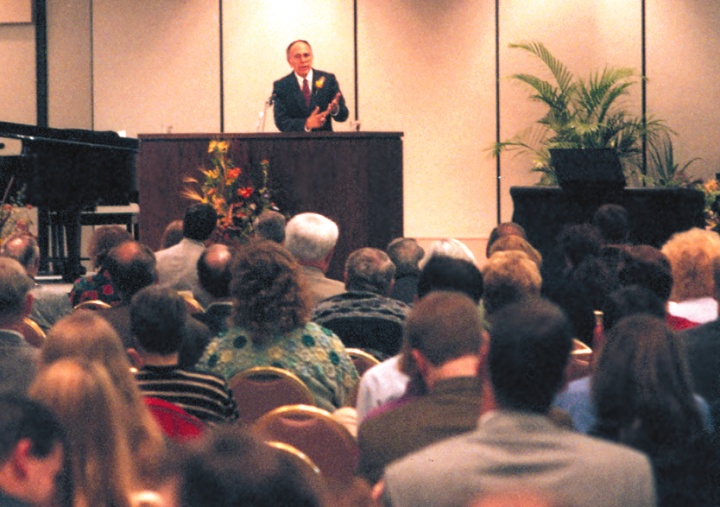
272, 40, 349, 132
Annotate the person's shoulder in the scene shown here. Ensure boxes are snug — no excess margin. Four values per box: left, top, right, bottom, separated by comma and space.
679, 317, 720, 339
273, 72, 296, 87
565, 429, 652, 469
314, 69, 336, 79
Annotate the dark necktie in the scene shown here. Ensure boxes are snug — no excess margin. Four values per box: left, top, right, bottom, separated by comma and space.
302, 78, 311, 107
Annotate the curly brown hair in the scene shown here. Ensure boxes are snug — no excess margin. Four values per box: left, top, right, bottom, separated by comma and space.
230, 240, 311, 343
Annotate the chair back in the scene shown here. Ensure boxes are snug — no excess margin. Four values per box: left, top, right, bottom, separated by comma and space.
345, 348, 381, 406
229, 366, 315, 426
178, 290, 204, 313
567, 338, 593, 381
346, 348, 381, 377
14, 317, 46, 348
266, 440, 321, 476
73, 299, 112, 311
254, 404, 358, 488
144, 396, 205, 442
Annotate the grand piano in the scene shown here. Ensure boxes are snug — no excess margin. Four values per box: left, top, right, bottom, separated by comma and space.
0, 121, 138, 281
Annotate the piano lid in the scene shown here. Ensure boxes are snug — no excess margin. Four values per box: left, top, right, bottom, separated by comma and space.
0, 121, 138, 151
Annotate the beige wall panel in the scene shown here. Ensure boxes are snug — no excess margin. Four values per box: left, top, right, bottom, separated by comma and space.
223, 0, 355, 133
647, 0, 720, 180
0, 24, 36, 124
92, 0, 220, 136
499, 0, 642, 221
47, 0, 92, 128
358, 0, 496, 240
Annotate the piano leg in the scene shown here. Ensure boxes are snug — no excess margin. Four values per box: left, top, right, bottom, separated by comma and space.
37, 209, 83, 282
59, 210, 82, 283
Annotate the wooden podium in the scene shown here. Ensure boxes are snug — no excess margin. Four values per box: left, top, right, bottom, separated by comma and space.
137, 132, 404, 279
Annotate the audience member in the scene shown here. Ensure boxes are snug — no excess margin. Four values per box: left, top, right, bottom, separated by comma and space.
155, 203, 217, 308
544, 224, 614, 346
380, 299, 655, 507
554, 286, 711, 433
419, 238, 476, 269
592, 315, 719, 506
618, 244, 698, 330
482, 250, 542, 321
0, 257, 39, 395
29, 359, 136, 507
196, 240, 357, 411
1, 233, 72, 331
178, 425, 327, 507
356, 255, 483, 422
486, 235, 542, 268
130, 286, 238, 424
41, 310, 166, 482
69, 225, 131, 307
385, 238, 424, 305
357, 291, 485, 484
253, 210, 286, 243
592, 203, 631, 245
313, 247, 410, 357
485, 222, 527, 258
679, 254, 720, 426
661, 227, 720, 324
159, 220, 184, 250
284, 212, 344, 308
98, 240, 211, 367
193, 244, 235, 336
0, 394, 67, 507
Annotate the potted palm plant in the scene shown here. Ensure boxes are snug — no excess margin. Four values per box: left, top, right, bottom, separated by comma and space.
494, 41, 670, 185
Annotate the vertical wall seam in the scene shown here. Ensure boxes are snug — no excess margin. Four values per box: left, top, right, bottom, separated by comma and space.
35, 0, 48, 127
495, 0, 501, 224
219, 0, 225, 133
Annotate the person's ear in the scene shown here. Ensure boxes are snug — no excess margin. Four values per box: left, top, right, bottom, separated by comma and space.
23, 293, 34, 317
126, 348, 144, 370
476, 329, 491, 381
11, 438, 33, 478
410, 349, 430, 379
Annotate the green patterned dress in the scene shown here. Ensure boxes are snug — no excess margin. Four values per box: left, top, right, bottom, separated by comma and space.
196, 321, 358, 411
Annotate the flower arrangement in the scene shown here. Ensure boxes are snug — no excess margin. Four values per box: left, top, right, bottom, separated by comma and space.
182, 140, 280, 244
0, 204, 33, 244
700, 179, 720, 230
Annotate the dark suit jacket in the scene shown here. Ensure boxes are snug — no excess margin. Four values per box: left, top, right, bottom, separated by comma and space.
272, 69, 349, 132
679, 319, 720, 423
357, 376, 483, 484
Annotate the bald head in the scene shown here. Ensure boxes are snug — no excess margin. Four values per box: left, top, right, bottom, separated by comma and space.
1, 233, 39, 278
104, 241, 156, 301
197, 244, 235, 299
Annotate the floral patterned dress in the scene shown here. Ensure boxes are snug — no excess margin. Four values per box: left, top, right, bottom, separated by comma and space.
196, 321, 358, 412
69, 268, 122, 307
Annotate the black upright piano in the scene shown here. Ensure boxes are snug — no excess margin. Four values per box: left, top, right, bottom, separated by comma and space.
0, 121, 138, 281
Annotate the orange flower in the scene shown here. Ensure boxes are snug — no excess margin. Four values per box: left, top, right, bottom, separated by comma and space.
226, 167, 241, 180
238, 187, 253, 199
315, 76, 325, 89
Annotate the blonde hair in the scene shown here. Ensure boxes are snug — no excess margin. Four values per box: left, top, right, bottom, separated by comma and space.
29, 359, 133, 507
487, 235, 542, 268
661, 228, 720, 301
42, 310, 165, 482
482, 250, 542, 317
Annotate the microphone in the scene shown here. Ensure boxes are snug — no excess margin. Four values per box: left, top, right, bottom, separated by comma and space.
267, 93, 276, 106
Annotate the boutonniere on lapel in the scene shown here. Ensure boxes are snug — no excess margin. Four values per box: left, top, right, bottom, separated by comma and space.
315, 76, 325, 90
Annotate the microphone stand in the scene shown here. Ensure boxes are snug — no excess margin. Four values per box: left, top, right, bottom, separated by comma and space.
256, 96, 274, 132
